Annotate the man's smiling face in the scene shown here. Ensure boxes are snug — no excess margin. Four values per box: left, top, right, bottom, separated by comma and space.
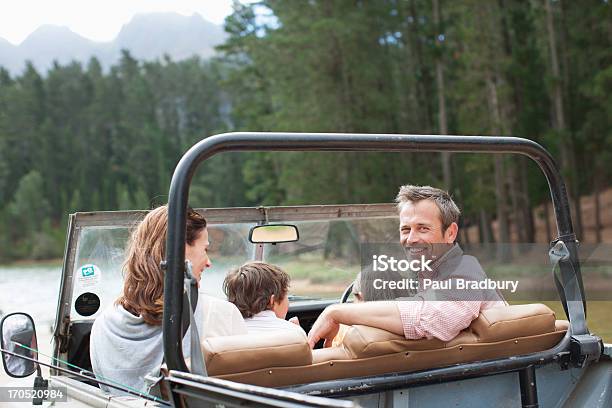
399, 199, 458, 262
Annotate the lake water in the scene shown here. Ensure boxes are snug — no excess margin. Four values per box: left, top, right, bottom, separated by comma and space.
0, 265, 63, 332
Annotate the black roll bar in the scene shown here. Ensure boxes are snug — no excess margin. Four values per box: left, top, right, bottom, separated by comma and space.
163, 132, 589, 372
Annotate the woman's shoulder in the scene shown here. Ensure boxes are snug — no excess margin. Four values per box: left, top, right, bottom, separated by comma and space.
96, 302, 138, 321
91, 303, 119, 330
92, 302, 152, 338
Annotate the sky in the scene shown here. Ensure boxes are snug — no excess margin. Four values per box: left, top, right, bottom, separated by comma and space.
0, 0, 235, 45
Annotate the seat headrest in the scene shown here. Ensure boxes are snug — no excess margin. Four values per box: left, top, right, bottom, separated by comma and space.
202, 330, 312, 376
470, 303, 556, 342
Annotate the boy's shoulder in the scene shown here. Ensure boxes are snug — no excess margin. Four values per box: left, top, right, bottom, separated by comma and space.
276, 316, 306, 334
245, 311, 306, 336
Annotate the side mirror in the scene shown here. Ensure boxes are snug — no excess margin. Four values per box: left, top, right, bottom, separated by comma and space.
0, 312, 38, 378
249, 224, 299, 244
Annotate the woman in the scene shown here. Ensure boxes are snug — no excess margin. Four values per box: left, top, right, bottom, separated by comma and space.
90, 205, 245, 396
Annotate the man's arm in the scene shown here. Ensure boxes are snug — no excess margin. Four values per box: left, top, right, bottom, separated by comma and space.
307, 301, 402, 348
398, 299, 481, 341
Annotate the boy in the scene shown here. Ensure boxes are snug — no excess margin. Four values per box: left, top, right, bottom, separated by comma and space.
223, 261, 305, 335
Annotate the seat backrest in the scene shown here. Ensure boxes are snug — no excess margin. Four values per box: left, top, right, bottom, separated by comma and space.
202, 330, 312, 376
343, 303, 557, 359
203, 304, 558, 376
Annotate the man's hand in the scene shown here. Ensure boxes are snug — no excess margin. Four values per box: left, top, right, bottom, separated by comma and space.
307, 306, 340, 349
288, 316, 300, 326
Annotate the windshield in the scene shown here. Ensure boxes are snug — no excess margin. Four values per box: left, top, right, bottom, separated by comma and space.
70, 222, 256, 321
265, 218, 399, 299
64, 206, 399, 322
70, 226, 129, 320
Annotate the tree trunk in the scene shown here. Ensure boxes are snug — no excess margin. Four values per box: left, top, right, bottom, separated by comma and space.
545, 0, 566, 130
497, 0, 535, 245
594, 172, 602, 243
559, 1, 584, 240
545, 0, 583, 239
462, 223, 471, 245
476, 1, 512, 260
480, 209, 493, 244
432, 0, 452, 190
543, 201, 552, 243
485, 69, 512, 261
508, 162, 525, 243
519, 157, 535, 242
494, 156, 511, 261
407, 0, 434, 133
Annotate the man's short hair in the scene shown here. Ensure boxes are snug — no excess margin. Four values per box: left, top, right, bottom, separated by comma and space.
395, 185, 461, 231
223, 261, 290, 318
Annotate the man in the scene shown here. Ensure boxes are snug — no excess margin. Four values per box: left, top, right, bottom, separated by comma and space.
307, 185, 505, 348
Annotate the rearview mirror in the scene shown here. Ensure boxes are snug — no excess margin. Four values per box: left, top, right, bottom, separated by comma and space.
1, 312, 38, 378
249, 224, 299, 244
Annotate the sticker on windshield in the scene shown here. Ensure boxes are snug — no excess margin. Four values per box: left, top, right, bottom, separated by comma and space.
74, 292, 101, 316
76, 264, 102, 288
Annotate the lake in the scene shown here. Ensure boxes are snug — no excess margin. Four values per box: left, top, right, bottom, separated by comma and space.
0, 264, 62, 386
0, 264, 63, 332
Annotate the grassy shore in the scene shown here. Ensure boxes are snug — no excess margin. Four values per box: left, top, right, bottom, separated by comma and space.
514, 300, 612, 342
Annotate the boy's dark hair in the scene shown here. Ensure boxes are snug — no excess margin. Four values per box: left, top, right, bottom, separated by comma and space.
223, 262, 290, 318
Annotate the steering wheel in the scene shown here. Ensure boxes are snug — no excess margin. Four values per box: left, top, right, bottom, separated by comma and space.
340, 282, 354, 303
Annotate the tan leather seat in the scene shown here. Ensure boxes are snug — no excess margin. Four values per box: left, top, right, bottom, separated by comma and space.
203, 304, 566, 387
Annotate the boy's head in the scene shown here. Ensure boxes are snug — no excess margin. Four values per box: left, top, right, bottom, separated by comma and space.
223, 261, 290, 319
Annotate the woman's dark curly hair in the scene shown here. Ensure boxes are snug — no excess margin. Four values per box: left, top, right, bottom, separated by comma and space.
117, 205, 207, 325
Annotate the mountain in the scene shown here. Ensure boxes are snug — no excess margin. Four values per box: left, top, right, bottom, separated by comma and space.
0, 36, 20, 74
0, 12, 226, 75
18, 25, 108, 72
115, 13, 224, 61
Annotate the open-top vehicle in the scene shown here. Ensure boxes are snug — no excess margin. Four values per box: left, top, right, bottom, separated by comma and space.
1, 133, 610, 407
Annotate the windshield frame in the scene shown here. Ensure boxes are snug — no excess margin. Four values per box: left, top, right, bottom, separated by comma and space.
52, 203, 398, 373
